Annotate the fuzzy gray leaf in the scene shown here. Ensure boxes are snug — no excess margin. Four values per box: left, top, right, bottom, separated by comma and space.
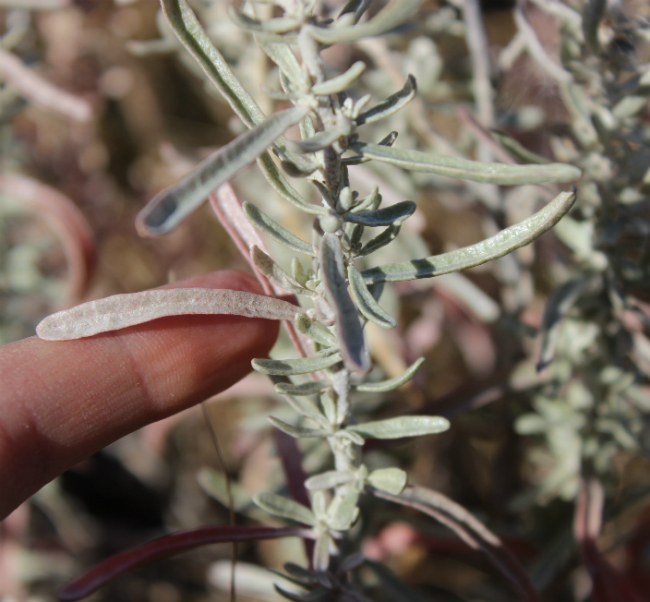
274, 380, 331, 396
320, 233, 370, 374
311, 61, 367, 96
308, 0, 423, 45
305, 470, 355, 491
327, 490, 360, 530
362, 190, 577, 283
244, 203, 315, 256
356, 224, 401, 258
536, 277, 592, 372
355, 75, 417, 125
295, 313, 339, 347
348, 416, 449, 439
268, 416, 328, 439
366, 468, 408, 495
351, 142, 581, 185
344, 201, 415, 227
229, 7, 301, 34
348, 266, 396, 329
137, 106, 309, 235
37, 288, 300, 340
355, 357, 425, 392
251, 246, 315, 297
253, 492, 316, 526
252, 353, 342, 376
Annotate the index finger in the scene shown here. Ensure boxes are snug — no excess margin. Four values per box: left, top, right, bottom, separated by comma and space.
0, 270, 279, 520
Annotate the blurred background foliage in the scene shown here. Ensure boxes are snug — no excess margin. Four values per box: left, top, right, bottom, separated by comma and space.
2, 1, 650, 601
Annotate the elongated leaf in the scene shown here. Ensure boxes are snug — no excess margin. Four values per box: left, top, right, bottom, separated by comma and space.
253, 492, 316, 526
291, 127, 345, 154
362, 190, 577, 283
355, 357, 425, 392
357, 224, 401, 258
278, 391, 324, 420
344, 201, 415, 227
372, 486, 541, 602
356, 75, 417, 125
367, 468, 408, 495
37, 288, 299, 340
275, 380, 331, 396
251, 246, 314, 297
268, 416, 328, 439
347, 415, 449, 439
295, 313, 339, 347
58, 526, 301, 602
311, 61, 367, 96
244, 202, 315, 256
348, 266, 396, 329
536, 277, 591, 372
252, 353, 342, 376
137, 106, 309, 235
161, 0, 264, 127
305, 470, 355, 490
308, 0, 423, 44
491, 130, 550, 165
320, 233, 370, 373
229, 8, 301, 34
327, 489, 360, 530
160, 0, 322, 217
351, 142, 581, 185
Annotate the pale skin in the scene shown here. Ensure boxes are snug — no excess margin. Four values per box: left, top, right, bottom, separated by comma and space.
0, 270, 279, 520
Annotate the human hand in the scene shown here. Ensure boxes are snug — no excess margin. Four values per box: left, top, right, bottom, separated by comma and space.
0, 270, 279, 520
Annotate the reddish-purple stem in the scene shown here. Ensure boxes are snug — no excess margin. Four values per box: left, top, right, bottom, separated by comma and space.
372, 486, 541, 602
209, 187, 312, 360
58, 526, 301, 601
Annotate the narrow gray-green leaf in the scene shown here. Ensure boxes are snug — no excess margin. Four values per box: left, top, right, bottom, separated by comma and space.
351, 141, 581, 185
305, 470, 355, 491
279, 392, 324, 421
367, 468, 408, 495
253, 492, 316, 526
491, 129, 550, 165
274, 380, 331, 396
355, 75, 417, 125
252, 353, 342, 376
244, 202, 315, 256
161, 0, 321, 218
268, 416, 327, 439
290, 128, 345, 154
137, 106, 309, 235
160, 0, 264, 127
357, 224, 401, 258
344, 201, 416, 227
258, 153, 327, 215
37, 288, 299, 340
348, 416, 449, 439
320, 233, 370, 373
251, 246, 314, 297
311, 61, 367, 96
295, 313, 339, 347
348, 266, 396, 329
355, 357, 425, 392
327, 490, 360, 530
308, 0, 423, 44
229, 7, 301, 34
536, 277, 591, 372
362, 190, 577, 283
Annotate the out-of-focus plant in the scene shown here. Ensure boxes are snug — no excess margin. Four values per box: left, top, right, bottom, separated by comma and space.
498, 0, 650, 502
33, 1, 585, 601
